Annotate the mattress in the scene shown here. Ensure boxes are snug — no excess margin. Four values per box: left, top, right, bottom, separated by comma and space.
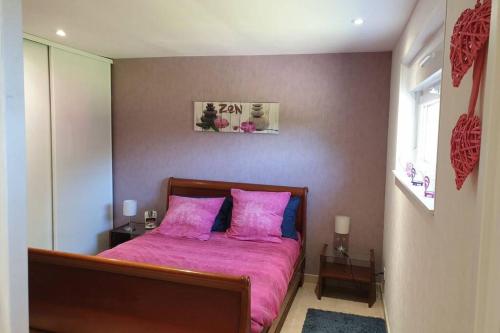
98, 230, 301, 332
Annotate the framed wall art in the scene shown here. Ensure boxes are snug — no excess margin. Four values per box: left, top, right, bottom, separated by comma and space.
194, 102, 279, 134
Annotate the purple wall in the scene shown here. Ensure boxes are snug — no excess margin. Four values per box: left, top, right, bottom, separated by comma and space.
112, 53, 391, 273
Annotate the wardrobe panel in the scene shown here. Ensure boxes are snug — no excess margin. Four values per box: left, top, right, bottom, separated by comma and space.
50, 47, 113, 254
23, 39, 53, 249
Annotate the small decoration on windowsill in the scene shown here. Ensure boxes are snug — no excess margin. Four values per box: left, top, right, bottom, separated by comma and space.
449, 0, 491, 190
406, 162, 414, 177
424, 176, 435, 198
411, 168, 423, 186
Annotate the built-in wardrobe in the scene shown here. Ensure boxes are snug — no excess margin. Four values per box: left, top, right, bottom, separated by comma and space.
23, 35, 113, 254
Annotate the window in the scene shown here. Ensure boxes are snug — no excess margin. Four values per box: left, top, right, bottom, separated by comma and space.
394, 72, 441, 212
394, 31, 444, 212
414, 81, 441, 180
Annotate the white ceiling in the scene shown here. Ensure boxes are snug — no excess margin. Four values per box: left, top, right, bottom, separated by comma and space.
23, 0, 417, 59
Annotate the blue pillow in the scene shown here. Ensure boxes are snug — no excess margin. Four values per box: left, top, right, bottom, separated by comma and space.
281, 196, 301, 240
211, 197, 233, 232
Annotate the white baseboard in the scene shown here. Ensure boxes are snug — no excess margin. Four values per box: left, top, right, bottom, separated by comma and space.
304, 273, 318, 284
381, 286, 391, 333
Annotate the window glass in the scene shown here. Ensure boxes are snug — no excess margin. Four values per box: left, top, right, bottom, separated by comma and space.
415, 82, 440, 179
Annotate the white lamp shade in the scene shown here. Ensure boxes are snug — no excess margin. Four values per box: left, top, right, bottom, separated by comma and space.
123, 200, 137, 217
335, 216, 350, 235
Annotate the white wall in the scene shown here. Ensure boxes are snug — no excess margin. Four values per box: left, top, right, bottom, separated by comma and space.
473, 0, 500, 331
384, 0, 500, 332
0, 0, 29, 332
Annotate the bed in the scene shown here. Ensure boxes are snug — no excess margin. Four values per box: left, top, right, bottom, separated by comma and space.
28, 177, 308, 333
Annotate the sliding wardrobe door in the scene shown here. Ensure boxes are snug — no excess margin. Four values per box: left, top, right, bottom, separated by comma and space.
50, 47, 113, 254
23, 39, 53, 249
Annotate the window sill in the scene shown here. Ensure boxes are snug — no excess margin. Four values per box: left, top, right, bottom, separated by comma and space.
392, 170, 435, 214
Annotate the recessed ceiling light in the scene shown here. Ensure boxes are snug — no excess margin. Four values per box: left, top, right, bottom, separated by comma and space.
56, 29, 66, 37
352, 18, 364, 26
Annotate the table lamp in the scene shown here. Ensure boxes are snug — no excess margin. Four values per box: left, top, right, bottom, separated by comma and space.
334, 215, 350, 257
123, 199, 137, 232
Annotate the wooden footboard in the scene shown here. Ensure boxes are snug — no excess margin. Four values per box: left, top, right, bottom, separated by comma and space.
29, 248, 251, 333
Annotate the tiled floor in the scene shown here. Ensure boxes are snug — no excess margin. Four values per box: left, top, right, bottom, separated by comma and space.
280, 282, 385, 333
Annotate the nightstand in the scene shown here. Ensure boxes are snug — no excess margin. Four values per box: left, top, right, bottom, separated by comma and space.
109, 223, 154, 248
316, 244, 376, 307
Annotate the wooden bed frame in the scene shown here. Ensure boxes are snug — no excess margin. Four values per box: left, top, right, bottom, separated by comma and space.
29, 177, 308, 333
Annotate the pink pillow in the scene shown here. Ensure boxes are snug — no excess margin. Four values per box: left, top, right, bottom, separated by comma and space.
159, 196, 225, 240
226, 189, 291, 243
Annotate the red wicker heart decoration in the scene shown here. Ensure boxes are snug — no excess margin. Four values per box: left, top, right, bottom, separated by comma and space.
450, 113, 481, 190
450, 0, 491, 87
449, 0, 490, 190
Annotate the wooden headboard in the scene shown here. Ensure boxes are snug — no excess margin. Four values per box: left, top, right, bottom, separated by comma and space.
166, 177, 309, 243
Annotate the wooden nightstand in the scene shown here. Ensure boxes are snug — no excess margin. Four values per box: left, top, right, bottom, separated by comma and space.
109, 223, 154, 248
316, 244, 376, 307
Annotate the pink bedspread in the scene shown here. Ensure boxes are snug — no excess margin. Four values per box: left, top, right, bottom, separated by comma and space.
98, 230, 300, 332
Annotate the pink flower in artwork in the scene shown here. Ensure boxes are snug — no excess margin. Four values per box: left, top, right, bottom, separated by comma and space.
240, 121, 256, 133
214, 117, 229, 129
